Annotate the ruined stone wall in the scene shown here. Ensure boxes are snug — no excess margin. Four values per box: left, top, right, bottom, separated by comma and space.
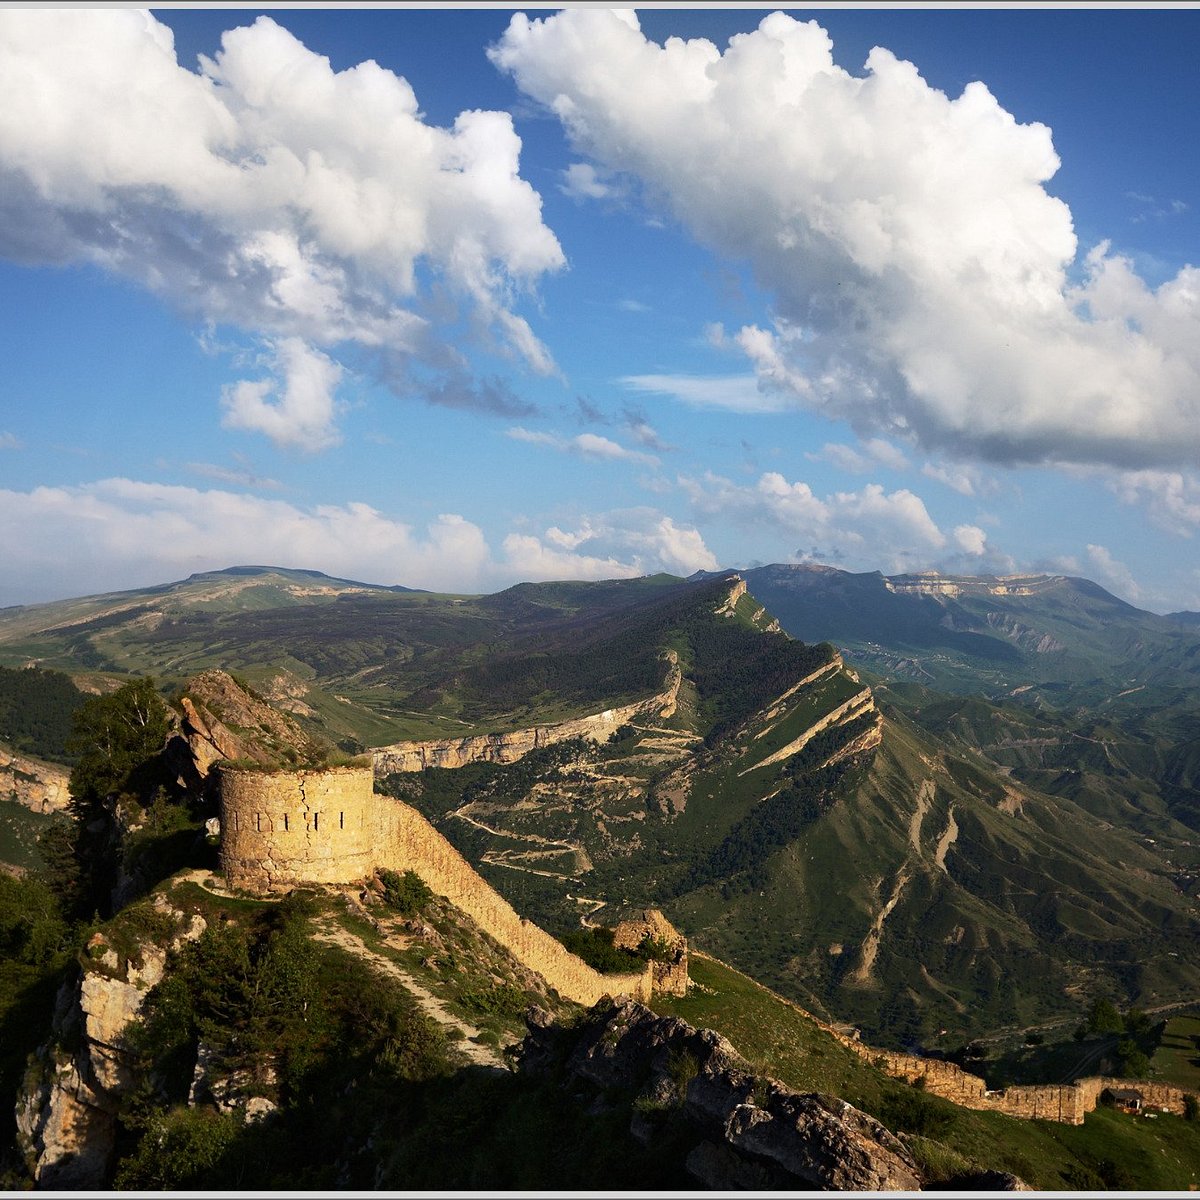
845, 1039, 1188, 1125
1075, 1077, 1190, 1116
378, 797, 652, 1007
219, 765, 376, 893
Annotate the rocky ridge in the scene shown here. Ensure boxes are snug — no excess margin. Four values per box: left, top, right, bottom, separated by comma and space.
15, 894, 207, 1188
517, 998, 924, 1191
0, 744, 70, 814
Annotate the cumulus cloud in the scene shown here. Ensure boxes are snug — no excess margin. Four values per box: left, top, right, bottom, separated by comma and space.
812, 438, 908, 475
0, 478, 496, 602
0, 478, 718, 603
1102, 468, 1200, 536
221, 336, 343, 452
1086, 543, 1141, 602
505, 509, 717, 580
494, 10, 1200, 471
0, 10, 563, 441
920, 461, 995, 497
507, 426, 659, 466
560, 162, 624, 202
679, 469, 962, 573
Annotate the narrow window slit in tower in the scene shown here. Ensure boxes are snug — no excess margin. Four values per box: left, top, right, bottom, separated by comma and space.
283, 813, 289, 832
313, 812, 319, 832
233, 812, 239, 832
255, 813, 261, 833
339, 811, 344, 830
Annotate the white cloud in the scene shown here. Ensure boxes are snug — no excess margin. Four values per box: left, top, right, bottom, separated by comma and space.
507, 426, 659, 466
952, 524, 987, 555
678, 469, 950, 573
560, 162, 623, 201
494, 10, 1200, 470
921, 461, 994, 497
0, 478, 722, 605
505, 509, 717, 581
621, 372, 786, 413
221, 337, 343, 452
1086, 543, 1141, 603
1102, 467, 1200, 536
812, 437, 908, 474
0, 478, 497, 602
0, 432, 20, 450
0, 10, 564, 439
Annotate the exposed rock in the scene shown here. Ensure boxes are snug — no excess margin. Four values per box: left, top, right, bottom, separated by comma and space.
189, 1040, 278, 1123
0, 742, 71, 813
16, 897, 207, 1187
166, 668, 328, 792
516, 999, 922, 1192
372, 662, 681, 774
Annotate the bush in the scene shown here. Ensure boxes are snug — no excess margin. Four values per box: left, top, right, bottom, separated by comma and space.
379, 869, 433, 917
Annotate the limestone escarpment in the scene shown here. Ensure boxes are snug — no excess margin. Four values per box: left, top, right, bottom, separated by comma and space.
16, 896, 207, 1188
0, 743, 70, 813
372, 659, 682, 775
517, 999, 922, 1192
168, 668, 329, 791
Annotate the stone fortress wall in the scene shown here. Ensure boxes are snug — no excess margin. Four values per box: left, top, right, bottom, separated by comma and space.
220, 764, 1185, 1124
218, 763, 670, 1007
833, 1028, 1191, 1126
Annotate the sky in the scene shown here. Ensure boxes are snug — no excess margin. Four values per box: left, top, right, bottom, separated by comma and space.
2, 5, 1200, 612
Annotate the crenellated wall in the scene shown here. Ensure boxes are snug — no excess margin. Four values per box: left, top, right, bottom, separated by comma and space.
218, 764, 657, 1008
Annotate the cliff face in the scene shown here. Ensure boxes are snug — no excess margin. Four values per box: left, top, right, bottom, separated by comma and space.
373, 657, 681, 775
168, 669, 329, 791
518, 999, 922, 1192
0, 744, 70, 813
16, 895, 207, 1187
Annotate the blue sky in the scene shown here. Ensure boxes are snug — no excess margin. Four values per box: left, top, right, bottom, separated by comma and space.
2, 6, 1200, 612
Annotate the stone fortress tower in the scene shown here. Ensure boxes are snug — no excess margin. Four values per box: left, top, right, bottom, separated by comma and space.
217, 761, 689, 1006
218, 764, 376, 892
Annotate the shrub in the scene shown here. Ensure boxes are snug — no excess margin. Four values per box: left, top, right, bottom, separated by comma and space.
379, 869, 433, 916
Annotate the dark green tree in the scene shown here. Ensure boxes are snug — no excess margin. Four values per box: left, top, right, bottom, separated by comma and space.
67, 678, 171, 805
63, 678, 172, 919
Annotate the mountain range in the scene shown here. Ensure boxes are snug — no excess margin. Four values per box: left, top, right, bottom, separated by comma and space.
2, 562, 1199, 1051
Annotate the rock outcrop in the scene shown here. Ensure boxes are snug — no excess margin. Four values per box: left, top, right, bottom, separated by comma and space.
167, 669, 329, 792
0, 743, 71, 813
517, 999, 922, 1192
372, 659, 682, 774
15, 895, 206, 1188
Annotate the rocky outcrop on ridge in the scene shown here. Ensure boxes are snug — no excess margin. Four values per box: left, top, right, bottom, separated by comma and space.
166, 669, 329, 792
15, 894, 207, 1188
516, 999, 922, 1192
0, 743, 70, 813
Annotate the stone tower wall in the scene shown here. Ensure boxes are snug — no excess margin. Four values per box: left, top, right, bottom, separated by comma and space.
218, 765, 376, 893
378, 798, 652, 1007
218, 765, 655, 1007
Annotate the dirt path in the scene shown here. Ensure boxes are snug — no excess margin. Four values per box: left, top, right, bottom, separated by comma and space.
312, 919, 508, 1070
